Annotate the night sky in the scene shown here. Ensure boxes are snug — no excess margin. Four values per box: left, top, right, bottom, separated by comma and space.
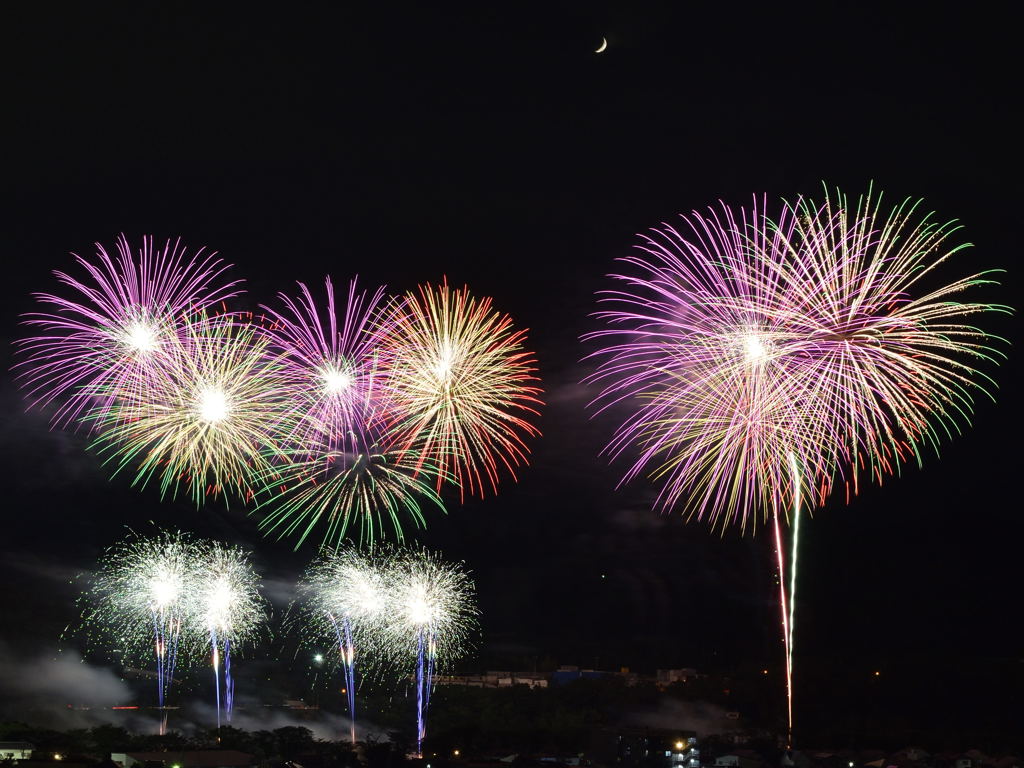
1, 2, 1020, 736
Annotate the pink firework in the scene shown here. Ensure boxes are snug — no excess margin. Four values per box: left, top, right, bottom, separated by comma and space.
584, 199, 838, 531
15, 234, 242, 429
585, 190, 1007, 530
258, 277, 392, 457
584, 188, 1008, 746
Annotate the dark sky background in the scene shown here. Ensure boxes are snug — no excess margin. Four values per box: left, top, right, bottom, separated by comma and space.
1, 2, 1020, 738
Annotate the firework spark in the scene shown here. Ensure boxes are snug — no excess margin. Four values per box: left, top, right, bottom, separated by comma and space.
295, 547, 391, 743
195, 541, 267, 726
378, 280, 543, 499
88, 311, 292, 506
79, 530, 205, 713
15, 235, 242, 429
384, 548, 477, 756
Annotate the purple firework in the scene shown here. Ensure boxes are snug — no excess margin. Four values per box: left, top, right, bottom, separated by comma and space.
583, 198, 840, 532
258, 276, 392, 458
585, 190, 1006, 528
15, 234, 243, 429
252, 277, 445, 546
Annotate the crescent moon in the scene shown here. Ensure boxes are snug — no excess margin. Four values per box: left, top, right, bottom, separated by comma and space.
595, 37, 608, 53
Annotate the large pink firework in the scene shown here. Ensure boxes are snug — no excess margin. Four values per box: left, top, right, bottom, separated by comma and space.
585, 199, 838, 531
15, 234, 242, 429
585, 189, 1007, 743
584, 190, 1007, 531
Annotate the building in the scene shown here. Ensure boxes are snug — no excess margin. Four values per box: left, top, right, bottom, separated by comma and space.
435, 671, 548, 689
656, 670, 698, 686
592, 729, 698, 768
551, 666, 613, 686
0, 743, 34, 761
111, 751, 255, 768
713, 752, 764, 768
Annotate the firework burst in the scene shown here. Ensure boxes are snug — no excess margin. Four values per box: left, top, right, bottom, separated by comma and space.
295, 547, 391, 743
378, 280, 543, 499
80, 530, 205, 710
585, 187, 1009, 744
256, 446, 447, 547
384, 548, 477, 756
88, 311, 292, 505
195, 541, 267, 725
254, 278, 448, 546
15, 235, 242, 429
780, 187, 1009, 496
585, 192, 1007, 528
584, 199, 838, 531
258, 277, 389, 456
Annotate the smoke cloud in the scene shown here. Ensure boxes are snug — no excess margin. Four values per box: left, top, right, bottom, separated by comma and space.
623, 697, 738, 736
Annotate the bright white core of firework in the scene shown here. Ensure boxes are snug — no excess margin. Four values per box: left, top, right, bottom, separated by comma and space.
350, 575, 384, 617
322, 366, 353, 394
742, 333, 768, 364
432, 341, 457, 383
196, 386, 230, 423
149, 574, 180, 609
122, 320, 159, 354
403, 583, 435, 627
205, 577, 234, 630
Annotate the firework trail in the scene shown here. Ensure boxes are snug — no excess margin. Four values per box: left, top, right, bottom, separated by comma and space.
195, 542, 267, 726
15, 235, 241, 429
80, 530, 205, 719
384, 549, 476, 756
254, 278, 448, 546
87, 310, 293, 506
295, 547, 391, 743
377, 280, 543, 500
585, 188, 1008, 744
